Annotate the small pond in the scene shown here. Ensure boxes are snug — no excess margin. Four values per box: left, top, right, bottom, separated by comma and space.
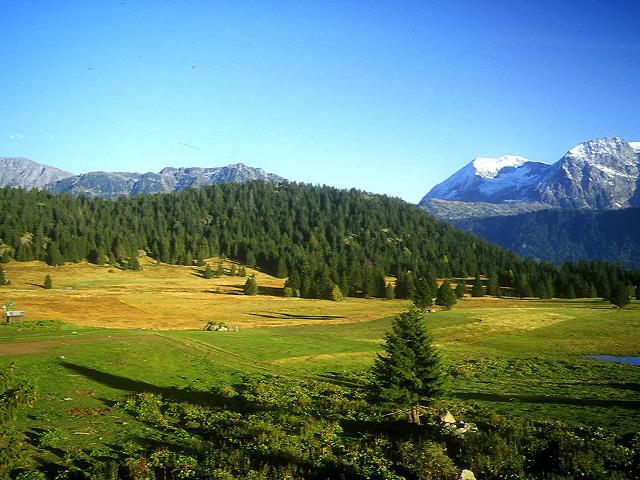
585, 355, 640, 365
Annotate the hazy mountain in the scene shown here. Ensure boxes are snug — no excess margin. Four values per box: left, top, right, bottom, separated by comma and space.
420, 137, 640, 219
0, 157, 73, 189
42, 163, 285, 199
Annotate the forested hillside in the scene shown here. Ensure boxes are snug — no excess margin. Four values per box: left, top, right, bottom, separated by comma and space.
0, 183, 637, 299
455, 208, 640, 268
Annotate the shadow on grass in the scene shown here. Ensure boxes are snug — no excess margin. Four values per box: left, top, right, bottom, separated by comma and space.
248, 312, 345, 320
451, 391, 640, 409
59, 361, 234, 409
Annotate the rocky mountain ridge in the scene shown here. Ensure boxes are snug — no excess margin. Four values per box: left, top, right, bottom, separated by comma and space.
0, 158, 284, 199
0, 157, 73, 189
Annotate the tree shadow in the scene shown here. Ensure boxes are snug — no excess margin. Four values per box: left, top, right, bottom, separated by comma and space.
248, 312, 345, 320
59, 361, 235, 409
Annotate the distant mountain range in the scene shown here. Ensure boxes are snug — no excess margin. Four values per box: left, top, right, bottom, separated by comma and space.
0, 157, 284, 199
420, 137, 640, 219
419, 137, 640, 267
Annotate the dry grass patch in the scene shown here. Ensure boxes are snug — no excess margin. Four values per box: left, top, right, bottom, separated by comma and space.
1, 260, 408, 329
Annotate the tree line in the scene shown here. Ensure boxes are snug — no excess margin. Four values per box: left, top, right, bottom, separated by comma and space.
0, 183, 638, 302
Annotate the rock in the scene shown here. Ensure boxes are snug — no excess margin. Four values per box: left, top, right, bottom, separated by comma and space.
439, 410, 456, 426
459, 469, 476, 480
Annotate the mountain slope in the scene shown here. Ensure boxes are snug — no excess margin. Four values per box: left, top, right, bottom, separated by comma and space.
420, 137, 640, 215
454, 207, 640, 268
0, 157, 73, 189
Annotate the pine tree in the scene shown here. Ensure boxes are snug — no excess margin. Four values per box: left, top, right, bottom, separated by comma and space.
229, 264, 237, 276
412, 277, 433, 310
454, 281, 465, 299
486, 271, 499, 296
217, 262, 225, 276
243, 275, 258, 295
514, 273, 533, 298
127, 256, 141, 271
44, 274, 52, 289
0, 265, 7, 286
471, 275, 484, 297
276, 258, 288, 278
330, 284, 344, 301
46, 243, 64, 267
239, 265, 247, 277
610, 282, 631, 308
385, 282, 395, 300
435, 280, 457, 308
368, 308, 445, 424
203, 265, 214, 279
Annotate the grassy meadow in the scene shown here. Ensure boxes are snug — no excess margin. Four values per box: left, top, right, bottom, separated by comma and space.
1, 260, 639, 471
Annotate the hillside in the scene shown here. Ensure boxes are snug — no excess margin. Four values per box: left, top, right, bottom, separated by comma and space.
0, 182, 637, 301
455, 207, 640, 268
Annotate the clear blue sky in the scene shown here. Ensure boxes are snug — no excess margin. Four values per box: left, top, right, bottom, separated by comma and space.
1, 0, 639, 202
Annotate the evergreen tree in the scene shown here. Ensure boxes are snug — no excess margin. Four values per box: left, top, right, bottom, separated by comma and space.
276, 258, 288, 278
610, 282, 631, 308
514, 273, 533, 298
471, 275, 484, 297
239, 265, 247, 277
46, 243, 64, 266
0, 265, 7, 286
330, 284, 344, 301
203, 265, 214, 279
243, 275, 258, 295
127, 256, 141, 271
412, 277, 433, 310
486, 271, 499, 296
43, 274, 52, 289
454, 281, 465, 299
229, 264, 237, 276
435, 280, 457, 308
217, 262, 225, 276
385, 282, 395, 300
368, 308, 445, 424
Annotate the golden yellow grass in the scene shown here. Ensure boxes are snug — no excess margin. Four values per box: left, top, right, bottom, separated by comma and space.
1, 260, 410, 329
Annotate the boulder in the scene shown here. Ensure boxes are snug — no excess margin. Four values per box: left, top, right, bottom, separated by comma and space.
459, 469, 476, 480
439, 410, 456, 426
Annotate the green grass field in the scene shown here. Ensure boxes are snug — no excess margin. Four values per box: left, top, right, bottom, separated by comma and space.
1, 262, 639, 470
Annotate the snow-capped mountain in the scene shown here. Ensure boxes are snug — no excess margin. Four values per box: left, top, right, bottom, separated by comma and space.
0, 157, 73, 189
420, 137, 640, 213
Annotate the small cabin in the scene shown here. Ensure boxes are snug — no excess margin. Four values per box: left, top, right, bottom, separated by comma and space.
5, 310, 25, 324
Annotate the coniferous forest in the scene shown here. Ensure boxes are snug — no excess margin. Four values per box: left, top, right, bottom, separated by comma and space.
0, 182, 638, 301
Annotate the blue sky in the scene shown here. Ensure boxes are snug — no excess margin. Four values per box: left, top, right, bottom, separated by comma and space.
1, 0, 639, 202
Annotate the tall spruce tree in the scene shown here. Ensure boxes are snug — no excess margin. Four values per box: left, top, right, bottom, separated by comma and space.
471, 275, 484, 297
435, 280, 457, 308
454, 281, 465, 299
203, 265, 214, 279
412, 277, 433, 310
0, 265, 7, 286
43, 274, 52, 289
610, 282, 631, 308
368, 308, 445, 424
243, 275, 258, 295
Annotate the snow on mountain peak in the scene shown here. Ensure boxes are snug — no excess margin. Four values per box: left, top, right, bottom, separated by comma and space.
565, 137, 629, 162
471, 155, 529, 179
628, 142, 640, 154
